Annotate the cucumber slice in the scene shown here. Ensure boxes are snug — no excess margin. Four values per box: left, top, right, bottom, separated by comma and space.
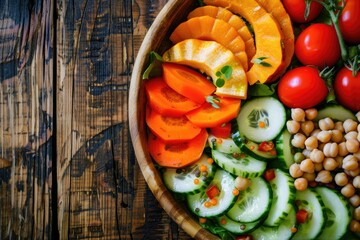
236, 97, 286, 143
212, 150, 267, 178
251, 206, 297, 240
163, 154, 216, 194
263, 169, 296, 226
315, 104, 357, 121
216, 215, 261, 234
292, 188, 327, 240
227, 177, 272, 223
208, 135, 240, 154
232, 131, 277, 161
316, 187, 352, 240
273, 128, 295, 169
187, 169, 237, 218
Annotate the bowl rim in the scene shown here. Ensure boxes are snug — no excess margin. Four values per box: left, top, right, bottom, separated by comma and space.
128, 0, 220, 239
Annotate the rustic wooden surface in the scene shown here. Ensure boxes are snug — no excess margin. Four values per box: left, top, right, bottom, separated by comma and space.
0, 0, 194, 239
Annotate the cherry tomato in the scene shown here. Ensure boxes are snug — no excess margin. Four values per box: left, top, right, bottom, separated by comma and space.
339, 0, 360, 44
282, 0, 323, 23
278, 66, 328, 109
295, 23, 341, 68
210, 122, 232, 139
334, 67, 360, 111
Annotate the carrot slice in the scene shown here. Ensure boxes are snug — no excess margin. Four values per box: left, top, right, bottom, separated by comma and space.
170, 16, 248, 70
147, 129, 208, 168
186, 97, 241, 128
162, 63, 216, 104
188, 5, 256, 66
146, 106, 202, 143
145, 77, 200, 117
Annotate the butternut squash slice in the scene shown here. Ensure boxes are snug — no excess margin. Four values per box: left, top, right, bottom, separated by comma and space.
162, 39, 247, 99
204, 0, 284, 85
255, 0, 295, 82
170, 16, 248, 70
188, 6, 256, 65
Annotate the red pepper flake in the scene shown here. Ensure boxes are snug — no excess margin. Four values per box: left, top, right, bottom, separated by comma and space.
296, 209, 309, 224
258, 141, 275, 152
264, 169, 276, 182
206, 185, 220, 199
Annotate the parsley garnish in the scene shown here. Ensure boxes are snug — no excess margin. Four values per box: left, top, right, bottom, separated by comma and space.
252, 57, 272, 67
215, 65, 233, 87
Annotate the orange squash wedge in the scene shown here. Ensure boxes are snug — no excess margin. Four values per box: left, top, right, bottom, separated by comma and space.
162, 39, 247, 99
255, 0, 295, 82
204, 0, 284, 85
170, 16, 248, 71
187, 6, 256, 65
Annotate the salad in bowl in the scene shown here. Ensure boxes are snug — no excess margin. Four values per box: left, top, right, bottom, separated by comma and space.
129, 0, 360, 239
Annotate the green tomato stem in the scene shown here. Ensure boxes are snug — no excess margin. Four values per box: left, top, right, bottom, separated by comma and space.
316, 0, 348, 61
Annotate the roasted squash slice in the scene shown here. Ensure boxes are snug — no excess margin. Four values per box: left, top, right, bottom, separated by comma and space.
170, 16, 248, 70
255, 0, 295, 82
204, 0, 284, 85
162, 39, 247, 99
188, 6, 256, 65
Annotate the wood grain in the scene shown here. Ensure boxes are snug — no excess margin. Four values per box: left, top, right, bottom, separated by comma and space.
0, 0, 53, 238
0, 0, 199, 239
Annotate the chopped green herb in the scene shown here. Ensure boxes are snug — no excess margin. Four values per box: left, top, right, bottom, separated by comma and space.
215, 65, 233, 87
252, 57, 272, 67
206, 96, 221, 109
142, 51, 163, 79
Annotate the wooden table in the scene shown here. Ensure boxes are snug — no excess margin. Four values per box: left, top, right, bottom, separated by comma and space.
0, 0, 192, 239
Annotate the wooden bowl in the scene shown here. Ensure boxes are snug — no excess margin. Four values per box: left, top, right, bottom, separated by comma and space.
129, 0, 220, 239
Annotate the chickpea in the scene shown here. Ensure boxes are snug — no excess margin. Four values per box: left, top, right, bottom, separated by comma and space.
286, 120, 300, 134
301, 121, 315, 136
353, 150, 360, 160
302, 172, 316, 182
358, 132, 360, 142
343, 119, 358, 133
300, 159, 315, 173
334, 121, 345, 132
310, 129, 321, 138
335, 172, 348, 186
310, 149, 325, 163
317, 130, 332, 143
356, 112, 360, 122
355, 207, 360, 221
315, 170, 333, 183
350, 220, 360, 232
305, 108, 318, 120
335, 156, 344, 167
305, 136, 318, 150
302, 149, 312, 159
338, 142, 349, 157
323, 157, 338, 171
348, 168, 360, 177
291, 108, 305, 122
291, 133, 306, 149
314, 162, 324, 172
294, 178, 308, 191
350, 195, 360, 207
331, 129, 343, 143
319, 117, 335, 131
235, 176, 251, 191
323, 142, 339, 158
289, 163, 303, 178
346, 139, 360, 153
343, 155, 359, 171
294, 152, 305, 164
345, 131, 358, 140
341, 183, 356, 198
353, 176, 360, 189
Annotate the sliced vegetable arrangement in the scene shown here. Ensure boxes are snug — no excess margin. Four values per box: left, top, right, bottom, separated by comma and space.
142, 0, 360, 239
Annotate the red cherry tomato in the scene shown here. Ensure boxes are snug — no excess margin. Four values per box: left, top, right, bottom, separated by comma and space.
282, 0, 323, 23
295, 23, 341, 68
210, 122, 232, 139
334, 67, 360, 111
339, 0, 360, 44
278, 66, 328, 109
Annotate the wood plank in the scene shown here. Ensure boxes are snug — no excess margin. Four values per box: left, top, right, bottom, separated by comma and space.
0, 0, 53, 239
